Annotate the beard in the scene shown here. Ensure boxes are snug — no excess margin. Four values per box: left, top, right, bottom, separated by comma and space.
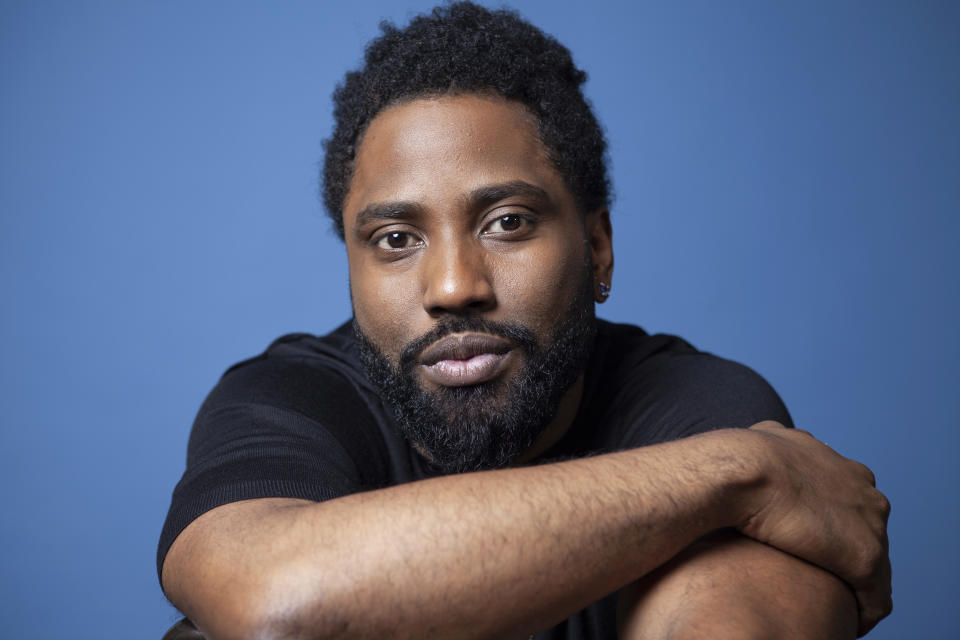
354, 270, 597, 474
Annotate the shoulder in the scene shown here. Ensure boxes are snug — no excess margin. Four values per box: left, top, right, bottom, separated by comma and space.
189, 321, 389, 471
203, 322, 375, 427
219, 320, 371, 397
159, 322, 397, 580
580, 320, 793, 449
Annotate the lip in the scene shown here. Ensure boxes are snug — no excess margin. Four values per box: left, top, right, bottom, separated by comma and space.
418, 333, 515, 387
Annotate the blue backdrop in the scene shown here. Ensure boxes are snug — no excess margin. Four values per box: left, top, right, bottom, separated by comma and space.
1, 1, 956, 637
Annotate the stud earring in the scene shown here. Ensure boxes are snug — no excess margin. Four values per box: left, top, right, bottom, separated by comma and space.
598, 282, 611, 301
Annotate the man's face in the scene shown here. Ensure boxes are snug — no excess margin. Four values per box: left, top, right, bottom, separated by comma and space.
342, 94, 613, 472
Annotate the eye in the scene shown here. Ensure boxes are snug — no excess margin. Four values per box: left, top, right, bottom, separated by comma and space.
375, 231, 420, 250
483, 214, 527, 234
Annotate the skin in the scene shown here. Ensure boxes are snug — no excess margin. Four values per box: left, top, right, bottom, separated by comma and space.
618, 530, 858, 639
344, 93, 610, 427
162, 94, 891, 639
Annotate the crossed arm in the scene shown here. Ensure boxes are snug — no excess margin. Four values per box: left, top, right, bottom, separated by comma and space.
618, 530, 858, 640
162, 423, 890, 640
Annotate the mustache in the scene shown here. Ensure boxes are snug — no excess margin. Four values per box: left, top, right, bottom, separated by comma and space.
399, 317, 539, 370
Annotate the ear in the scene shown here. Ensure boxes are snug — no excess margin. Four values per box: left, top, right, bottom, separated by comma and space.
586, 209, 614, 303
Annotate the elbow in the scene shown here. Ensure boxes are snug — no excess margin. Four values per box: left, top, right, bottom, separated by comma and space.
174, 569, 350, 640
170, 590, 284, 640
245, 568, 355, 640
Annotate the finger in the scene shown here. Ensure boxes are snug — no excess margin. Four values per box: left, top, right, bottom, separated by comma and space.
855, 561, 893, 636
847, 459, 877, 487
853, 545, 893, 636
875, 489, 891, 524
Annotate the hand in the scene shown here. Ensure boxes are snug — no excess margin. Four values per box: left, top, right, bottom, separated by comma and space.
735, 422, 892, 637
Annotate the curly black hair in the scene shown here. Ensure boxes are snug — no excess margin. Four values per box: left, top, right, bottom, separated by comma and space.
322, 1, 611, 238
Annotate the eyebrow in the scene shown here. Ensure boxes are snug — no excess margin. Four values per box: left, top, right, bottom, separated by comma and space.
353, 201, 426, 230
466, 180, 553, 211
351, 180, 553, 232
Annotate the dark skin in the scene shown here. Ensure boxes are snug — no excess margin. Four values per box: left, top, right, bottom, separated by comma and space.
162, 94, 890, 639
344, 93, 863, 637
344, 93, 609, 423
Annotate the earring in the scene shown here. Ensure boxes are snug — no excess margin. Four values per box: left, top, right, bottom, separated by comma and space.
598, 282, 611, 301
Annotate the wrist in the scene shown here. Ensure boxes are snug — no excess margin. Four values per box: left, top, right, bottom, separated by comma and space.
686, 427, 772, 532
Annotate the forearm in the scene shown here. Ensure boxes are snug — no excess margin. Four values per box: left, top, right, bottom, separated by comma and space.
163, 432, 754, 640
618, 531, 858, 640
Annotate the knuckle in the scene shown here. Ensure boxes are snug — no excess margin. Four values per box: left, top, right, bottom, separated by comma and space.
865, 595, 894, 628
850, 460, 876, 485
851, 541, 883, 584
875, 491, 892, 518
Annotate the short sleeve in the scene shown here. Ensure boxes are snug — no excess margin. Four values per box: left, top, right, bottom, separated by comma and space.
157, 351, 390, 581
571, 323, 794, 454
610, 351, 794, 449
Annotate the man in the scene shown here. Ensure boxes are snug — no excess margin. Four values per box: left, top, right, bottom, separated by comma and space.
159, 4, 891, 638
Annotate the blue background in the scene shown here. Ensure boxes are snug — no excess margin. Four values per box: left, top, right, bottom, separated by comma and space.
1, 1, 956, 637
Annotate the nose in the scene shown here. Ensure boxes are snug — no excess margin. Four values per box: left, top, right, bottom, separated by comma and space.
421, 238, 496, 316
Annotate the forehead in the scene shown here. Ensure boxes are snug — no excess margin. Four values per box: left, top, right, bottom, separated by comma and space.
343, 94, 572, 223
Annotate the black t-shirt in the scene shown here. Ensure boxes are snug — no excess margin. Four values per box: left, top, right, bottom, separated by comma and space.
159, 319, 792, 638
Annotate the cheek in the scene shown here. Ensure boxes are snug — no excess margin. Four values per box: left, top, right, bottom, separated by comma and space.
494, 236, 587, 332
349, 255, 422, 359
